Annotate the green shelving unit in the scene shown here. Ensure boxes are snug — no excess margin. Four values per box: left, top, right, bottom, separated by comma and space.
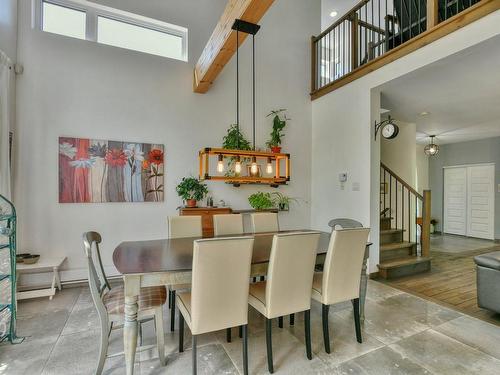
0, 194, 22, 344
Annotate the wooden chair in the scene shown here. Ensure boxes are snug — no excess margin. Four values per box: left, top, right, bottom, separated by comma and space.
177, 237, 255, 375
250, 212, 279, 233
82, 232, 166, 374
167, 215, 203, 331
213, 213, 244, 236
311, 227, 370, 353
248, 232, 321, 373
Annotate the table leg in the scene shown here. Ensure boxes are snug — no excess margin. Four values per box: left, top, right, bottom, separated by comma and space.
54, 267, 62, 291
124, 275, 140, 375
50, 270, 56, 301
359, 247, 369, 322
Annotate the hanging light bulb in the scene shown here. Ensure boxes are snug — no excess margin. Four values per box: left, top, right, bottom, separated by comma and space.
235, 156, 242, 174
217, 154, 224, 173
424, 135, 439, 156
250, 156, 258, 176
266, 157, 273, 174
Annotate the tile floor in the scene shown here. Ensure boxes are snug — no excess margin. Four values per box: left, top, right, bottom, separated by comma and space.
2, 280, 500, 374
430, 233, 496, 254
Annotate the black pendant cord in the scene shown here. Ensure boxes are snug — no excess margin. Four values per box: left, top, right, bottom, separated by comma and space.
236, 29, 240, 149
252, 34, 256, 151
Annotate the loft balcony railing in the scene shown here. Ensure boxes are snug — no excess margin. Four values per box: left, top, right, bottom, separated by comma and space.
311, 0, 486, 97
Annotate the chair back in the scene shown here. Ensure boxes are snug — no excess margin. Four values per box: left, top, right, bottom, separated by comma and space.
82, 231, 110, 321
168, 215, 202, 238
328, 218, 363, 230
322, 228, 370, 305
265, 232, 320, 318
214, 214, 244, 236
250, 212, 279, 233
190, 237, 254, 335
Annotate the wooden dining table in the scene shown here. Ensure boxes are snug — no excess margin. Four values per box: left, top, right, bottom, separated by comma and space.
113, 230, 371, 375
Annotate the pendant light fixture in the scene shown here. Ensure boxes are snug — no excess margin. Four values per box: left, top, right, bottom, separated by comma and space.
424, 135, 439, 156
198, 19, 290, 187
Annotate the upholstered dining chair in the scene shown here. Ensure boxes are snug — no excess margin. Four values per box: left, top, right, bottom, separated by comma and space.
250, 212, 279, 233
213, 213, 244, 236
177, 236, 254, 375
248, 232, 321, 373
167, 215, 203, 331
82, 232, 166, 375
311, 227, 370, 353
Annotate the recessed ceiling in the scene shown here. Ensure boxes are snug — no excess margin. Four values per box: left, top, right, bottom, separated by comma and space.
379, 35, 500, 145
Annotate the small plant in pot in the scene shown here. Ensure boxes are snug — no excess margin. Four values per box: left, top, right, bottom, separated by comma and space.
266, 109, 289, 153
176, 177, 208, 208
248, 192, 275, 211
430, 218, 438, 234
271, 192, 298, 211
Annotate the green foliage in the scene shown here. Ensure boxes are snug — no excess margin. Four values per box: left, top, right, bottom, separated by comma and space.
266, 109, 289, 148
248, 192, 275, 210
271, 192, 298, 210
222, 124, 252, 151
176, 177, 208, 201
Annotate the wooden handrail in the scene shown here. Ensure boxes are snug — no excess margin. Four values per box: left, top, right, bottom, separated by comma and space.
314, 0, 370, 41
381, 162, 424, 200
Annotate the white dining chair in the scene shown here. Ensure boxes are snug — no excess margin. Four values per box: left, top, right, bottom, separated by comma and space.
213, 213, 244, 236
167, 215, 203, 331
177, 236, 254, 375
311, 227, 370, 353
83, 232, 166, 375
250, 212, 279, 233
248, 232, 320, 373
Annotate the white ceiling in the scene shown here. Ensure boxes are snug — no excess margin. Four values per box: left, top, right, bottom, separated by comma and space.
321, 0, 358, 31
379, 35, 500, 145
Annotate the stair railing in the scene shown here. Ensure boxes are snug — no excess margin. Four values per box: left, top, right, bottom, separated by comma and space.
380, 163, 430, 257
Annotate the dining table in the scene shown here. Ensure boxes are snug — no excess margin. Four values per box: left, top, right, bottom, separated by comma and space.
113, 230, 371, 375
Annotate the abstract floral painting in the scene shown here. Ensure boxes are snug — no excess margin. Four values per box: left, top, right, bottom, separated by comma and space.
59, 137, 164, 203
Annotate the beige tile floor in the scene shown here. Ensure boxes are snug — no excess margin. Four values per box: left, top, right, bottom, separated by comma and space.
2, 280, 500, 374
430, 233, 496, 254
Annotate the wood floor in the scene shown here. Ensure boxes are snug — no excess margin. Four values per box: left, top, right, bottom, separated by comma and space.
382, 240, 500, 326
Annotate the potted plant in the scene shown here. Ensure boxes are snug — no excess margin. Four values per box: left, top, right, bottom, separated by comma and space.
176, 177, 208, 208
248, 192, 275, 211
271, 192, 298, 211
266, 109, 289, 153
222, 124, 252, 176
430, 218, 438, 234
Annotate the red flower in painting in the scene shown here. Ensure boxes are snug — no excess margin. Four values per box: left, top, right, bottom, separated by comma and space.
105, 149, 127, 167
142, 160, 150, 170
148, 149, 164, 165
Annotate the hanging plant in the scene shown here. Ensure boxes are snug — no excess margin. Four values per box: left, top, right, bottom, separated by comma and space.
222, 124, 252, 176
266, 109, 289, 153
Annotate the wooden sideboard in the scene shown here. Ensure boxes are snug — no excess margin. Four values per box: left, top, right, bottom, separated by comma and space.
179, 207, 232, 237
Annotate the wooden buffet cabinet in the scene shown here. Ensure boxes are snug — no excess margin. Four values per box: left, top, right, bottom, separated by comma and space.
179, 207, 232, 237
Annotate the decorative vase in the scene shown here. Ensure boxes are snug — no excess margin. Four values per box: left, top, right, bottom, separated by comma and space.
186, 199, 197, 208
271, 146, 282, 153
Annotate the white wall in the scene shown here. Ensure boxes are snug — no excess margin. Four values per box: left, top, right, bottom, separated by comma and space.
381, 121, 416, 187
0, 0, 17, 59
311, 11, 500, 273
14, 0, 321, 283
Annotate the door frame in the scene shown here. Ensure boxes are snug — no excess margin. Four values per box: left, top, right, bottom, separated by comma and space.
442, 162, 495, 239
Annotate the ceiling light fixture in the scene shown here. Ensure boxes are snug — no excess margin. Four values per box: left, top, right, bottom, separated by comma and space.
419, 111, 429, 116
424, 135, 439, 156
330, 10, 338, 17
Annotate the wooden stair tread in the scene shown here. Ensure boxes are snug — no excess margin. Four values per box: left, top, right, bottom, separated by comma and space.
380, 241, 416, 251
380, 229, 404, 234
378, 256, 431, 269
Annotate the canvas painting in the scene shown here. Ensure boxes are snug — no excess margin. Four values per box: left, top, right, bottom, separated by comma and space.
59, 137, 164, 203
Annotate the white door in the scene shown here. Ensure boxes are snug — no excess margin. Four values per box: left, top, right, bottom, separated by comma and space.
467, 165, 495, 239
444, 167, 467, 236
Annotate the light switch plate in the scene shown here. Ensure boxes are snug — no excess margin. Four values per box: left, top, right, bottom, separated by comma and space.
352, 182, 360, 191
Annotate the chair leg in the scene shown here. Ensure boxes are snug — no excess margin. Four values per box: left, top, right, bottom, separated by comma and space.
155, 307, 166, 365
192, 335, 197, 375
290, 314, 295, 326
322, 304, 331, 354
170, 290, 176, 332
304, 310, 312, 360
242, 325, 249, 375
96, 319, 109, 375
353, 298, 363, 343
265, 318, 274, 373
226, 328, 232, 343
138, 321, 143, 346
278, 316, 283, 328
179, 312, 184, 353
168, 289, 172, 309
239, 325, 243, 338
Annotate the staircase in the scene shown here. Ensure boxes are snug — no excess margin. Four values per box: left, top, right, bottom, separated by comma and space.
378, 163, 432, 279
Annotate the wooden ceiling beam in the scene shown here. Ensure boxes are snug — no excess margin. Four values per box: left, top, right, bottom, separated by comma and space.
193, 0, 275, 93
